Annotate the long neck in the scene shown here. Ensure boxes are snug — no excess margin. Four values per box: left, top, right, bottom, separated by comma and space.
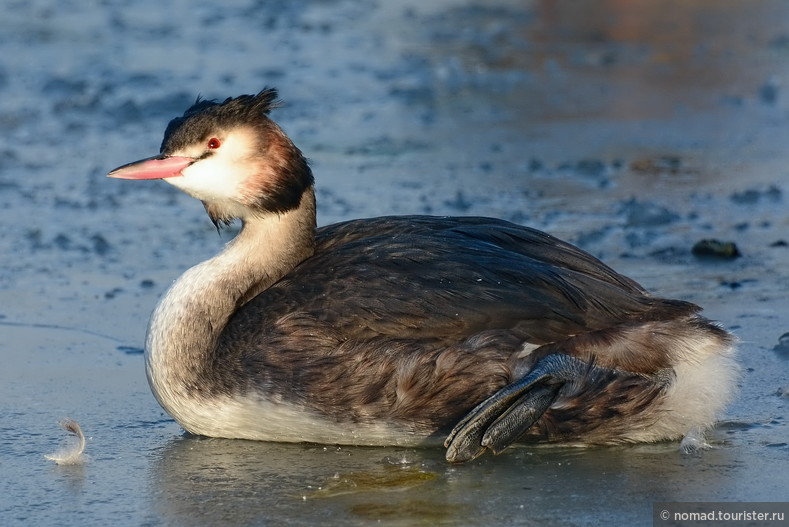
144, 189, 316, 413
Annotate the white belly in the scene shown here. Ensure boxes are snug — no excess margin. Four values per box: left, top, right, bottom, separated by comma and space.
163, 392, 439, 447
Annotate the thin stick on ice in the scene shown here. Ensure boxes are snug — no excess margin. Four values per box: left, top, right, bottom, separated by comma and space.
44, 418, 87, 465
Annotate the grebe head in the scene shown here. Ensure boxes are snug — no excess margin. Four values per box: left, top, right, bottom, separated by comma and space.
107, 88, 314, 225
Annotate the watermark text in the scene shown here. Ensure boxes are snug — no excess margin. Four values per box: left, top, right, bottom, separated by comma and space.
654, 502, 788, 526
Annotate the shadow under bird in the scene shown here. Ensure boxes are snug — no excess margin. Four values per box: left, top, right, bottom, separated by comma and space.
108, 88, 738, 463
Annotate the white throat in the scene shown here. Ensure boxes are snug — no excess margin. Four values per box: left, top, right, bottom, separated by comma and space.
143, 190, 317, 427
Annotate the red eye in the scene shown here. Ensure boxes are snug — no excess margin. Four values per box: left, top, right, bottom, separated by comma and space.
207, 138, 221, 149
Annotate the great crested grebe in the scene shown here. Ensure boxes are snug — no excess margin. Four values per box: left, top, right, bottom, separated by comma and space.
108, 88, 737, 463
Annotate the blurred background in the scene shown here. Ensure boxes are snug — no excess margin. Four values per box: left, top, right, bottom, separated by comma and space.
1, 1, 787, 525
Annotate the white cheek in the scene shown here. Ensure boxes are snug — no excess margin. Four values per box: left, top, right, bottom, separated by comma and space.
164, 128, 260, 215
168, 154, 243, 202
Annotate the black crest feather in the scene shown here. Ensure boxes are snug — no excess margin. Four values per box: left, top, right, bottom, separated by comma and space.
160, 88, 281, 153
157, 87, 313, 225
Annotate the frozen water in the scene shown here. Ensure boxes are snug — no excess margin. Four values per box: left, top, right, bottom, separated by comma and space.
1, 0, 788, 525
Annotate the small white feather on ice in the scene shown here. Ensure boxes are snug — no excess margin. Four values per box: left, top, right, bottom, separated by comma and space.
44, 418, 88, 465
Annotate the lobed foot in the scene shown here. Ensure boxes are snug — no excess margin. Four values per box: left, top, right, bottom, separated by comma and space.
444, 354, 590, 463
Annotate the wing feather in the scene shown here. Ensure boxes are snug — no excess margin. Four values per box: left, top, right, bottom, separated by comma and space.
232, 216, 697, 344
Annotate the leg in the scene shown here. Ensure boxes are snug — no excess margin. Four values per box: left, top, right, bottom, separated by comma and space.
444, 354, 592, 463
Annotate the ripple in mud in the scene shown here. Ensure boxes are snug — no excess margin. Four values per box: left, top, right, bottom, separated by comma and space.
27, 230, 114, 255
730, 185, 782, 205
619, 198, 680, 228
630, 156, 687, 176
716, 421, 760, 432
117, 345, 144, 355
557, 158, 613, 186
773, 332, 789, 355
